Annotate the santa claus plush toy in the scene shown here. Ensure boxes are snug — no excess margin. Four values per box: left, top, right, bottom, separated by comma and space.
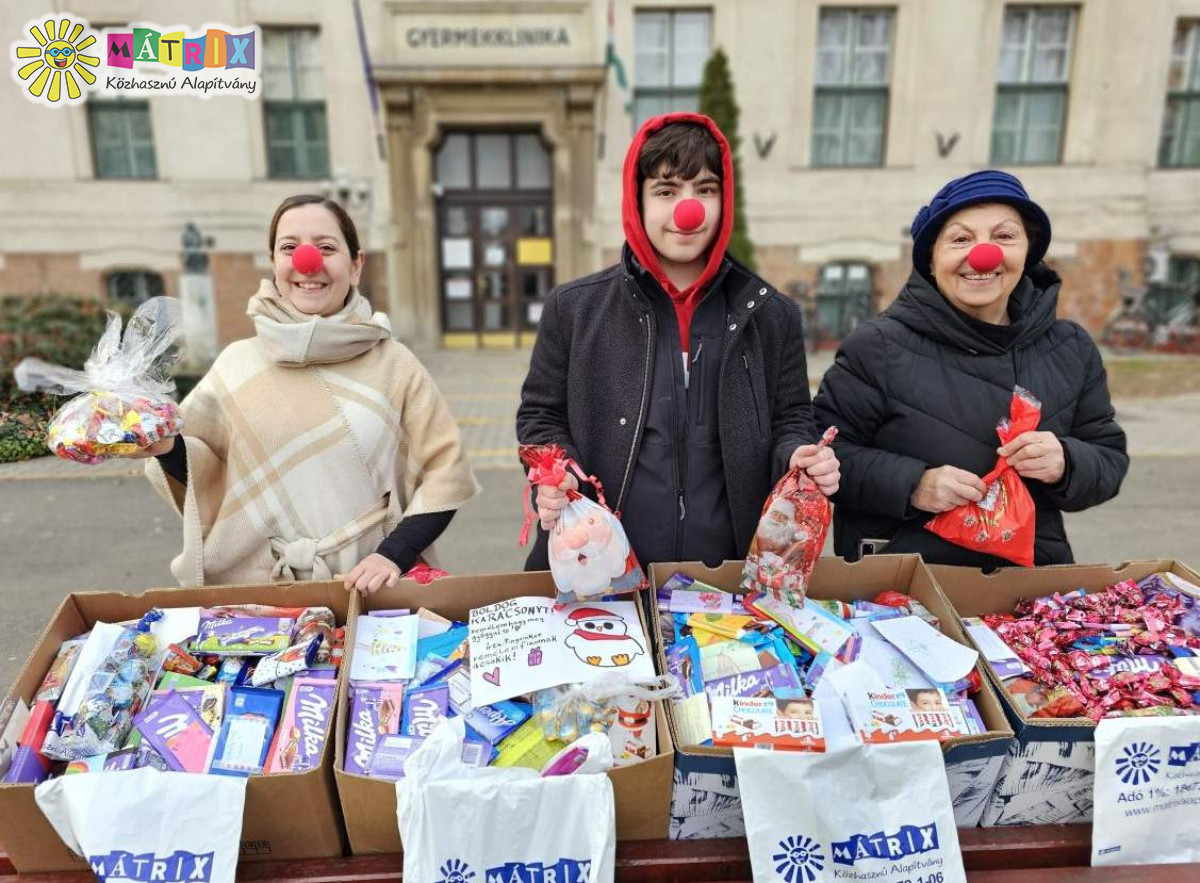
563, 607, 645, 669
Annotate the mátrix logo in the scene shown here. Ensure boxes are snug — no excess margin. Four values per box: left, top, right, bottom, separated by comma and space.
88, 851, 215, 883
830, 823, 940, 867
485, 859, 592, 882
773, 835, 826, 883
1167, 741, 1200, 769
1116, 742, 1162, 786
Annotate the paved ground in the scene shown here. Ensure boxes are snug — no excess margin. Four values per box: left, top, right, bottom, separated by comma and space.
2, 347, 1198, 694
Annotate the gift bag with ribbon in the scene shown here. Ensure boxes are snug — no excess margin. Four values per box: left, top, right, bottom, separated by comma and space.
518, 444, 647, 603
397, 718, 616, 883
14, 296, 185, 464
741, 427, 837, 605
926, 387, 1040, 567
35, 768, 247, 883
736, 741, 967, 883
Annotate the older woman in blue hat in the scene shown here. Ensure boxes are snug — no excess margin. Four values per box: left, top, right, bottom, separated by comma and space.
812, 170, 1128, 567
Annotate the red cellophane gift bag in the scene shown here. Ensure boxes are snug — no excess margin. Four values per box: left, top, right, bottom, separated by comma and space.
740, 426, 838, 606
926, 386, 1041, 567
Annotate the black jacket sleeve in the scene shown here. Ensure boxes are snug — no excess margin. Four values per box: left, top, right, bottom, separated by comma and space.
516, 289, 584, 467
769, 297, 818, 481
812, 323, 929, 520
375, 510, 456, 573
155, 436, 188, 485
1038, 331, 1129, 512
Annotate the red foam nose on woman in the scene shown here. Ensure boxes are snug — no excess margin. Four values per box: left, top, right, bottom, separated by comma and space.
291, 243, 324, 275
967, 242, 1004, 273
673, 199, 706, 233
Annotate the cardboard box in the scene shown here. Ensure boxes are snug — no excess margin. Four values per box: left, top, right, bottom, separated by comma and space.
0, 581, 350, 873
333, 570, 675, 855
651, 556, 1016, 840
931, 559, 1200, 828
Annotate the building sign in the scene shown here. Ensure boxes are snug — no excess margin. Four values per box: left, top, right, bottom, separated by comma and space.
388, 10, 591, 65
405, 27, 570, 49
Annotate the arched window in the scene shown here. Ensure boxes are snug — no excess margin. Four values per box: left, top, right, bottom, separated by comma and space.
107, 270, 165, 308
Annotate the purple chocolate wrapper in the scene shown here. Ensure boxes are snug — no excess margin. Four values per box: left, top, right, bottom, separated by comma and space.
704, 663, 801, 700
345, 682, 405, 776
194, 615, 293, 656
402, 683, 449, 737
1091, 655, 1171, 678
952, 699, 987, 735
290, 679, 336, 772
369, 734, 424, 781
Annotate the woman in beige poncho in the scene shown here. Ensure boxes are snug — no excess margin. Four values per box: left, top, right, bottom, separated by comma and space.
131, 195, 479, 592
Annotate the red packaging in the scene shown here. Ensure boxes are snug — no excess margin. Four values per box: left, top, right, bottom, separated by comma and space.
927, 387, 1040, 567
740, 427, 837, 606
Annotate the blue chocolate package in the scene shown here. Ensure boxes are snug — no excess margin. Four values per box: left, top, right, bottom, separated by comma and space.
209, 686, 284, 777
416, 625, 469, 663
462, 700, 532, 744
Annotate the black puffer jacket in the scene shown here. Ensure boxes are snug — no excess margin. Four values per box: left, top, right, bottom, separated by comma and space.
517, 257, 815, 569
812, 266, 1128, 567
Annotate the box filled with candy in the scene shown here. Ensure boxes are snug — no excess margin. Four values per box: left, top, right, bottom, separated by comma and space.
933, 559, 1200, 827
0, 582, 350, 874
333, 570, 675, 855
650, 555, 1015, 840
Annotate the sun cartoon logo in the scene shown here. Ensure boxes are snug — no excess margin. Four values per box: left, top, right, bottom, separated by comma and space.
773, 835, 825, 883
1116, 742, 1161, 786
436, 858, 475, 883
11, 16, 100, 106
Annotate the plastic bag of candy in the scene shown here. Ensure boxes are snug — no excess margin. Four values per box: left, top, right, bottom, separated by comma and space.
531, 674, 678, 743
927, 387, 1040, 567
14, 296, 184, 464
741, 426, 838, 606
42, 610, 164, 761
518, 443, 648, 603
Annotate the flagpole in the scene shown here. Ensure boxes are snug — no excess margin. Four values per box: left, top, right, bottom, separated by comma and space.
598, 0, 615, 161
352, 0, 386, 162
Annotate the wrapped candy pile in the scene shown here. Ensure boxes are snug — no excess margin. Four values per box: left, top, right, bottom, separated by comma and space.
977, 572, 1200, 721
3, 604, 344, 784
47, 393, 181, 464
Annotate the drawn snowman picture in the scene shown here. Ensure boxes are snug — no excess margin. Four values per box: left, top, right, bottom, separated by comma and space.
562, 607, 645, 668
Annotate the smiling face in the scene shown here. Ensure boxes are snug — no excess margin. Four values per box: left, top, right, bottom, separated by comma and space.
640, 164, 722, 284
45, 40, 75, 68
930, 202, 1030, 325
271, 203, 363, 316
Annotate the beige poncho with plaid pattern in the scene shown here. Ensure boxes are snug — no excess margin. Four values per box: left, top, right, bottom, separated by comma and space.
146, 280, 480, 586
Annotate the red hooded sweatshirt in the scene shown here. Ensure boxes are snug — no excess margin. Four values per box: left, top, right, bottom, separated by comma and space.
621, 112, 735, 358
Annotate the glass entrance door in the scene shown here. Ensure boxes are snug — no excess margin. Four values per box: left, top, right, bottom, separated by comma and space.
434, 131, 554, 348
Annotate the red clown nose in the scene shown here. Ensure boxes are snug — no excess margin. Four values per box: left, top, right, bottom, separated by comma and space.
673, 199, 705, 232
967, 242, 1004, 273
291, 243, 324, 275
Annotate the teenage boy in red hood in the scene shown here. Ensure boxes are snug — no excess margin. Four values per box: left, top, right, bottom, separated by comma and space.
518, 113, 838, 570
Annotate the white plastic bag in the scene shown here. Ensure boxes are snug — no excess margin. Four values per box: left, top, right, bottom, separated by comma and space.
1092, 715, 1200, 866
35, 768, 246, 883
736, 741, 966, 883
14, 296, 184, 463
397, 718, 616, 883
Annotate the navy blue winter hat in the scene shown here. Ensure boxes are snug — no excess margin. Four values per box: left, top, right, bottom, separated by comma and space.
910, 170, 1051, 277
